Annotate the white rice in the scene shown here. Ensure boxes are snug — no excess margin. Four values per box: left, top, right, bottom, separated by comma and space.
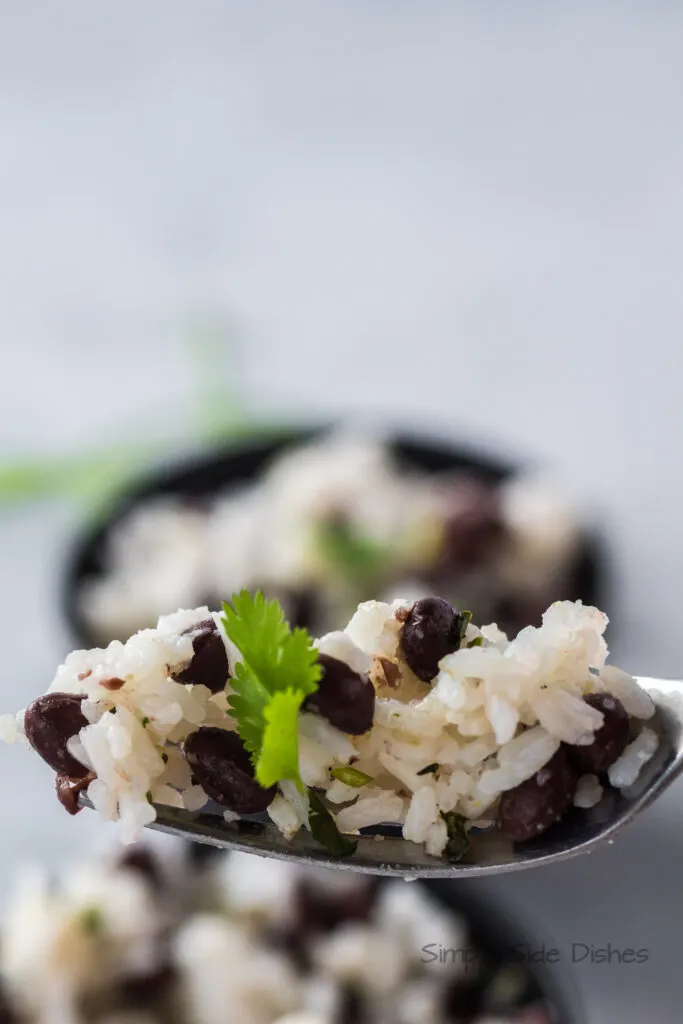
598, 665, 656, 720
334, 791, 405, 833
607, 728, 659, 788
268, 795, 306, 839
315, 631, 372, 676
313, 923, 409, 996
375, 880, 468, 977
78, 433, 584, 647
0, 714, 23, 744
476, 727, 560, 799
6, 597, 660, 858
573, 774, 604, 808
1, 844, 554, 1024
403, 787, 439, 845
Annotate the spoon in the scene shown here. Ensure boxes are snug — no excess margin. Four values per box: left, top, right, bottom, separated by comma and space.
83, 677, 683, 878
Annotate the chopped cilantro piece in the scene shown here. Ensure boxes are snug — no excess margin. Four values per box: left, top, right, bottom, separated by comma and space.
316, 518, 391, 583
443, 812, 470, 862
330, 765, 374, 787
308, 791, 358, 857
79, 906, 104, 937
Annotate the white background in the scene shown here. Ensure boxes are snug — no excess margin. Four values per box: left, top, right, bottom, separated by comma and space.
1, 4, 682, 1021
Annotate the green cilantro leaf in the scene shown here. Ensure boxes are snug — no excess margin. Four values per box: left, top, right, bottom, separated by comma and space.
467, 636, 484, 648
308, 791, 358, 857
222, 591, 321, 788
227, 661, 270, 756
222, 590, 290, 686
257, 689, 306, 788
277, 624, 324, 696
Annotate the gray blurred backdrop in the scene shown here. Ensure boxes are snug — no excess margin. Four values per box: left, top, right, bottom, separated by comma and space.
1, 4, 682, 1022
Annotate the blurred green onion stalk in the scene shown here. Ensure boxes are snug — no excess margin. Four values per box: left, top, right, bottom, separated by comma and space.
0, 320, 268, 513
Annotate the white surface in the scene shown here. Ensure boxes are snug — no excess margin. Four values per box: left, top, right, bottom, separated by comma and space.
1, 4, 683, 1021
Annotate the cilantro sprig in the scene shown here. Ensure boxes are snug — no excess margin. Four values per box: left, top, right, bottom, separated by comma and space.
221, 591, 373, 858
222, 591, 322, 790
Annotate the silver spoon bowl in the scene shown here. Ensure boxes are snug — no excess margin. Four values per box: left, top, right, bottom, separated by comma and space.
85, 677, 683, 878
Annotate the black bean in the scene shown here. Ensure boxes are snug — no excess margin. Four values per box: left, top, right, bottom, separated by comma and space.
172, 619, 230, 693
294, 877, 379, 935
569, 693, 631, 774
55, 771, 93, 815
24, 693, 90, 777
283, 588, 317, 630
399, 597, 465, 682
263, 924, 311, 971
439, 479, 504, 572
182, 728, 276, 814
442, 974, 488, 1022
303, 654, 375, 734
0, 983, 18, 1024
338, 985, 368, 1024
187, 842, 221, 868
491, 595, 548, 637
252, 584, 320, 632
117, 847, 163, 890
265, 878, 379, 975
118, 964, 177, 1008
498, 749, 578, 842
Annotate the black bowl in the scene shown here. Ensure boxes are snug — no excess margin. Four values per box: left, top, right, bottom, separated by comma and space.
63, 426, 606, 649
425, 879, 583, 1022
186, 838, 582, 1022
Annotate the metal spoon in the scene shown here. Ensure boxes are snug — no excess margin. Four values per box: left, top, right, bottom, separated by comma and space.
85, 677, 683, 878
